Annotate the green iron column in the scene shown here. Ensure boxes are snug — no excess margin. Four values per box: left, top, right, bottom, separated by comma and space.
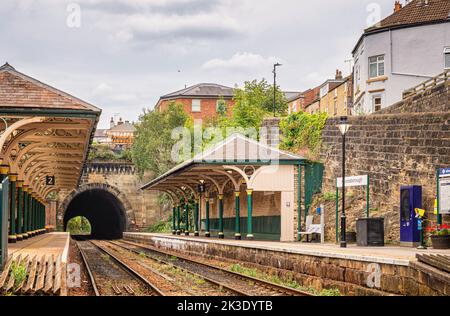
32, 194, 37, 236
29, 194, 33, 237
176, 204, 181, 235
0, 165, 8, 262
246, 190, 254, 240
218, 194, 224, 239
172, 206, 176, 235
194, 198, 199, 237
31, 194, 36, 236
8, 174, 18, 243
235, 192, 241, 240
184, 199, 189, 236
297, 164, 302, 242
16, 180, 24, 241
205, 194, 210, 238
22, 186, 29, 239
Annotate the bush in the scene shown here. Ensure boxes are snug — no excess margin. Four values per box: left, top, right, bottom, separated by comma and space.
145, 220, 172, 233
280, 111, 328, 159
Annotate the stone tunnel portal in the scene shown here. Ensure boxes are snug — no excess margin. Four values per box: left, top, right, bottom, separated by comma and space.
63, 189, 127, 240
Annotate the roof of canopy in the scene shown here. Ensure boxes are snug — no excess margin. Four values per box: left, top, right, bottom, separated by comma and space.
141, 133, 305, 191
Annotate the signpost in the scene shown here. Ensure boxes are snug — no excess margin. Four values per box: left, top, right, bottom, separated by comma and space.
46, 176, 55, 186
437, 168, 450, 224
335, 175, 370, 243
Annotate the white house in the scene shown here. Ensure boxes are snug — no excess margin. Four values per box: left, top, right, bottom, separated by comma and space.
352, 0, 450, 114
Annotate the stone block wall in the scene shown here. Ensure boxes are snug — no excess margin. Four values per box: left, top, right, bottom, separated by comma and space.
321, 82, 450, 243
124, 233, 450, 296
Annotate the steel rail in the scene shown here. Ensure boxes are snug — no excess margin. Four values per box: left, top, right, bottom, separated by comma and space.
90, 240, 165, 296
112, 240, 314, 296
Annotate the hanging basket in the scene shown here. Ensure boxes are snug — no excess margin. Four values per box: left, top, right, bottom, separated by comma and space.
431, 235, 450, 249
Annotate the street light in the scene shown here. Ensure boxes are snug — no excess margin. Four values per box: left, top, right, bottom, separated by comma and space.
337, 116, 351, 248
273, 63, 282, 117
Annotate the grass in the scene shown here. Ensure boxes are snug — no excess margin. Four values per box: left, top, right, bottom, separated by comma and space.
228, 264, 341, 296
101, 254, 110, 262
10, 261, 27, 291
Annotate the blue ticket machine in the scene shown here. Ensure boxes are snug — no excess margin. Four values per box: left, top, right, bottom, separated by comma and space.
400, 186, 422, 247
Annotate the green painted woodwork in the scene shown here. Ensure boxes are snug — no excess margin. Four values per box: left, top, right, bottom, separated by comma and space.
202, 216, 281, 241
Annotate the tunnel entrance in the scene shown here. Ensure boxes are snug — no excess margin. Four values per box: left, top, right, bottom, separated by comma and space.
63, 189, 126, 240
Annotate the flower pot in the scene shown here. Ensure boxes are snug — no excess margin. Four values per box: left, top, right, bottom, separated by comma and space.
431, 235, 450, 249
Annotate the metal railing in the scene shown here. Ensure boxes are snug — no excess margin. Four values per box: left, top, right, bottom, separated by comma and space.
403, 69, 449, 100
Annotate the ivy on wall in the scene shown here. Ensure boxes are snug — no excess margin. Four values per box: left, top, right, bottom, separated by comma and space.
279, 111, 328, 160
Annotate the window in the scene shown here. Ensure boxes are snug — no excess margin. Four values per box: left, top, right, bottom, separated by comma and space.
373, 96, 382, 112
445, 47, 450, 69
192, 99, 201, 112
369, 55, 385, 78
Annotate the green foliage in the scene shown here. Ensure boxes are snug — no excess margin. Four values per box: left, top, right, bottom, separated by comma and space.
230, 79, 286, 130
280, 111, 328, 158
323, 192, 335, 202
145, 220, 172, 233
132, 102, 189, 178
10, 261, 27, 290
88, 144, 132, 162
66, 216, 91, 235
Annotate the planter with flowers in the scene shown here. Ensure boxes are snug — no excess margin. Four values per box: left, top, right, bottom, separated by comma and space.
426, 224, 450, 249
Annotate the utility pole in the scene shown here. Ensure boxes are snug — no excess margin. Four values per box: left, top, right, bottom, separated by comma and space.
273, 63, 282, 117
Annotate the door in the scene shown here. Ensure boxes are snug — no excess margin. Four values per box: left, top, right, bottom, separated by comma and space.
1, 177, 9, 268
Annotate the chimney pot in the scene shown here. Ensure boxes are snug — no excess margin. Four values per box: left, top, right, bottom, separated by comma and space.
394, 1, 402, 12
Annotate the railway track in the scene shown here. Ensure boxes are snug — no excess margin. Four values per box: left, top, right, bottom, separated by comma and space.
75, 238, 163, 296
107, 239, 313, 296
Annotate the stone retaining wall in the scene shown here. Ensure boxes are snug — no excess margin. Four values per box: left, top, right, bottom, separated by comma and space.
124, 233, 449, 296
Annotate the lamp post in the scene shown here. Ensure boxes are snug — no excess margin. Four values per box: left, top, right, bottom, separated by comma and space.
273, 63, 282, 117
337, 116, 351, 248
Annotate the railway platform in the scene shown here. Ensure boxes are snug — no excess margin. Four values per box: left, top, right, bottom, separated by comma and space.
0, 232, 70, 296
123, 233, 450, 296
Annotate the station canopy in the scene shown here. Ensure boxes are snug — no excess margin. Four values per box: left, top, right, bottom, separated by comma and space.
141, 133, 305, 196
0, 63, 101, 201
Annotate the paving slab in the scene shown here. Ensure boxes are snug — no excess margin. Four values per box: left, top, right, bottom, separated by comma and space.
8, 232, 70, 263
125, 233, 450, 266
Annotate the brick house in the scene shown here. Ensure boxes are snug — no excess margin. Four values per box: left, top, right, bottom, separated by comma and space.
154, 83, 235, 121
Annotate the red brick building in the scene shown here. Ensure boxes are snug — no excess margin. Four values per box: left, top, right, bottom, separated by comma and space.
154, 83, 235, 121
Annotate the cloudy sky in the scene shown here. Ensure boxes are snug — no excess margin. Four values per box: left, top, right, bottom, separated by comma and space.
0, 0, 395, 128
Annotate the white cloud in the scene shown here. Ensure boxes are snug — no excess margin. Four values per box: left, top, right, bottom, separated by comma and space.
202, 52, 282, 71
92, 82, 113, 96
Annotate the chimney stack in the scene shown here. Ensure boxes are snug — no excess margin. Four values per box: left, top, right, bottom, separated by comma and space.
335, 69, 343, 80
394, 1, 402, 12
110, 117, 115, 128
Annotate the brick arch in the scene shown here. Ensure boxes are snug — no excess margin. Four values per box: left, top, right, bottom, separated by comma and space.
58, 183, 136, 230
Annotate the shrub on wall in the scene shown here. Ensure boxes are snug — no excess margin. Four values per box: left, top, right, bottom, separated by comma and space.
280, 111, 328, 160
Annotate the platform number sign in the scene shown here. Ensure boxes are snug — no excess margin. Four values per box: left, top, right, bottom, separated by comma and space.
46, 176, 55, 186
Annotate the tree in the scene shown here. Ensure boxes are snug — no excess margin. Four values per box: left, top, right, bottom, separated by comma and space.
230, 79, 287, 130
132, 102, 189, 178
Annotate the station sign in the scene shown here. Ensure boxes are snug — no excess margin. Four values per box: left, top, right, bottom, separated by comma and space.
439, 169, 450, 215
337, 175, 368, 188
45, 176, 55, 186
439, 168, 450, 178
